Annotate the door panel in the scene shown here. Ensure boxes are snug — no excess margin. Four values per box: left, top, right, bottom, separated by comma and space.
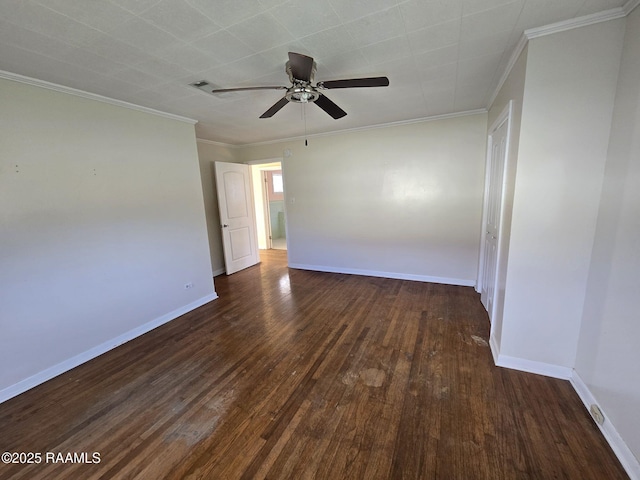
480, 118, 508, 318
215, 162, 259, 275
229, 227, 252, 259
223, 171, 249, 219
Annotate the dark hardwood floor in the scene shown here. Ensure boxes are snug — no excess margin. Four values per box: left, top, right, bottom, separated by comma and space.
0, 250, 629, 479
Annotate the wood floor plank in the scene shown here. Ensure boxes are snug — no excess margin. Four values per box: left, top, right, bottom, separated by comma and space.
0, 250, 629, 480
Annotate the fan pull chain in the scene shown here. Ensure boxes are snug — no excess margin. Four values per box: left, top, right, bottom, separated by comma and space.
304, 103, 308, 146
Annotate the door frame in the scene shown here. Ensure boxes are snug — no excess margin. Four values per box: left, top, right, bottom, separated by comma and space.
477, 101, 513, 326
248, 158, 288, 251
261, 170, 274, 250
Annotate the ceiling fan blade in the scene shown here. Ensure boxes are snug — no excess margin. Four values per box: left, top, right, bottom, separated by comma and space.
314, 94, 347, 119
318, 77, 390, 89
210, 86, 287, 93
288, 52, 315, 82
190, 81, 287, 94
260, 97, 290, 118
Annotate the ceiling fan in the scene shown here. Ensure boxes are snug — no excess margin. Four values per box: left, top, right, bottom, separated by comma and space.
190, 52, 389, 120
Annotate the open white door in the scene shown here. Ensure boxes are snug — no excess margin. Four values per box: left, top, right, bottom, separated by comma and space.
479, 107, 510, 319
215, 162, 260, 275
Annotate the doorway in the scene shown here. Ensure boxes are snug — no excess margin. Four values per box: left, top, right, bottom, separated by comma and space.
478, 101, 512, 324
250, 161, 287, 252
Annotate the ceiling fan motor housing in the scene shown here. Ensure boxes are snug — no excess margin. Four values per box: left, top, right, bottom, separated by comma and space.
286, 59, 316, 83
286, 84, 320, 103
285, 59, 319, 103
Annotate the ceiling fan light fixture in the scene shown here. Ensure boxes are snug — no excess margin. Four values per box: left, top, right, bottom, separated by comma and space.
286, 84, 319, 104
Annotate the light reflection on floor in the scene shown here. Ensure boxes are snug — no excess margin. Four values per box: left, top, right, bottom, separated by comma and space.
256, 251, 292, 339
278, 273, 291, 295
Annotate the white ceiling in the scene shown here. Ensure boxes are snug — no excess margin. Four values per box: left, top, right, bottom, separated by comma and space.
0, 0, 628, 145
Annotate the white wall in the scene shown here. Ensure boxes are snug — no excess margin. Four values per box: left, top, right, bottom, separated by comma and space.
237, 114, 487, 285
0, 78, 216, 399
499, 19, 625, 370
575, 5, 640, 467
485, 45, 528, 353
196, 139, 238, 275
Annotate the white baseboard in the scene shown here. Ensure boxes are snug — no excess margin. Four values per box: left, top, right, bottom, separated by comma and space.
489, 334, 501, 365
494, 353, 572, 379
469, 337, 638, 478
288, 263, 475, 287
570, 372, 640, 480
0, 293, 218, 405
212, 267, 226, 277
492, 356, 639, 478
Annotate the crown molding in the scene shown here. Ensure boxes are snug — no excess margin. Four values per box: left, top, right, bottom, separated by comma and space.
623, 0, 640, 14
488, 5, 633, 109
210, 0, 638, 147
524, 7, 626, 40
196, 138, 237, 148
0, 70, 197, 125
235, 109, 488, 148
487, 33, 528, 109
245, 158, 283, 165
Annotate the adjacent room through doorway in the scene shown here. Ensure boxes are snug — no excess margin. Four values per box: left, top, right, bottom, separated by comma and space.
250, 161, 287, 252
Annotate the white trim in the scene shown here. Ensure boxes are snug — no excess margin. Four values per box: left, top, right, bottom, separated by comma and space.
623, 0, 640, 15
288, 263, 475, 287
476, 129, 492, 296
488, 34, 528, 108
570, 372, 640, 480
488, 6, 633, 108
281, 158, 291, 253
478, 101, 513, 344
494, 353, 572, 379
0, 70, 197, 125
212, 267, 226, 277
245, 157, 284, 165
487, 97, 513, 135
0, 293, 218, 405
491, 353, 640, 478
260, 169, 273, 250
237, 109, 487, 147
196, 138, 236, 148
248, 160, 285, 251
525, 7, 626, 40
489, 334, 500, 365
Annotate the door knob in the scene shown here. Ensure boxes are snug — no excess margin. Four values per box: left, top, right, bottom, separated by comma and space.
222, 224, 229, 228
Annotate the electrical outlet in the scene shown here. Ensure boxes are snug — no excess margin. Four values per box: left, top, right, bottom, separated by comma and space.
184, 282, 193, 289
590, 404, 605, 425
